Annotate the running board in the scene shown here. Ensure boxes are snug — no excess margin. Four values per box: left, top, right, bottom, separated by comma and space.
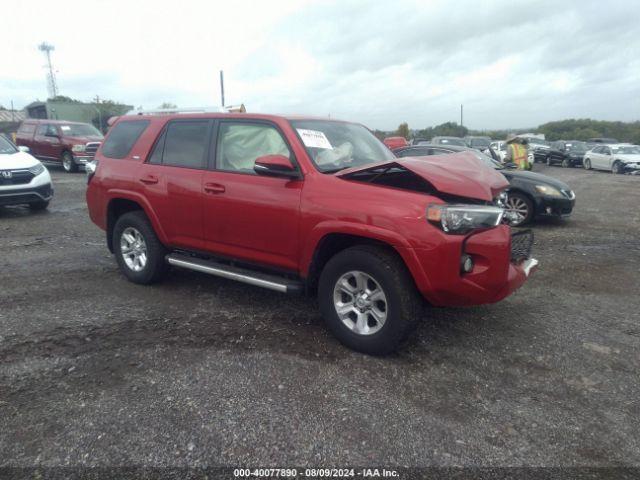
165, 253, 303, 294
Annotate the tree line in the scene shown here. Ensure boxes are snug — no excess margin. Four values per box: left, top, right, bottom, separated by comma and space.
386, 119, 640, 144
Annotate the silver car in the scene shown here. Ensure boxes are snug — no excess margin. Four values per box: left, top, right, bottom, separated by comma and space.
583, 144, 640, 174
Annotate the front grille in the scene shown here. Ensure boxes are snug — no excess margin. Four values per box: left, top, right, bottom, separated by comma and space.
0, 169, 35, 186
84, 142, 101, 157
511, 229, 534, 263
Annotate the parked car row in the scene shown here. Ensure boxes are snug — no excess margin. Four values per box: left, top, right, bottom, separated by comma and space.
392, 144, 575, 227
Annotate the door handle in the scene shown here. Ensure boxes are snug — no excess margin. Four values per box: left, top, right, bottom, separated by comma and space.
139, 174, 159, 185
204, 182, 225, 194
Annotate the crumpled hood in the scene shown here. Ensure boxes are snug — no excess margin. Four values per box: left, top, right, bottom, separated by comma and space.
337, 152, 509, 201
616, 154, 640, 163
0, 151, 40, 169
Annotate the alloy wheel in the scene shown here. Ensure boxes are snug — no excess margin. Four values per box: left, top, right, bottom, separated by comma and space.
506, 196, 529, 226
62, 154, 72, 172
333, 270, 388, 335
120, 227, 148, 272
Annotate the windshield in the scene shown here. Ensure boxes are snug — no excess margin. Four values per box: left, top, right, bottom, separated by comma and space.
290, 120, 395, 173
59, 123, 103, 138
526, 138, 549, 147
612, 145, 640, 154
565, 142, 587, 153
470, 138, 491, 148
438, 137, 466, 147
0, 135, 18, 154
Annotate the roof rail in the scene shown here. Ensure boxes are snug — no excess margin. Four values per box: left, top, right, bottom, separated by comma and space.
125, 104, 246, 116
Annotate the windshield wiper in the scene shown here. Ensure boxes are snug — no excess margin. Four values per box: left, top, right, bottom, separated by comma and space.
323, 166, 349, 174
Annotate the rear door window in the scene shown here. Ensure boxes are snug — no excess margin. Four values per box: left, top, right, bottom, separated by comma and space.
102, 120, 150, 159
157, 120, 210, 169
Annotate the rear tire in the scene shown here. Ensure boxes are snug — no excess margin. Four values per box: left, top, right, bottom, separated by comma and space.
318, 245, 423, 355
546, 156, 552, 166
113, 211, 168, 284
61, 151, 78, 173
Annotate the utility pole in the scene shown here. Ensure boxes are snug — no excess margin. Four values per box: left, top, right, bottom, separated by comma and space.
460, 104, 464, 127
38, 42, 58, 98
219, 70, 225, 107
10, 100, 14, 122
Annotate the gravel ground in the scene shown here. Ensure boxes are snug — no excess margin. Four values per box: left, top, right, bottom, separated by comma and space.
0, 164, 639, 468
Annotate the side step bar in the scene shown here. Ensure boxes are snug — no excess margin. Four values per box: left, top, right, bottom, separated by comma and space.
166, 253, 304, 294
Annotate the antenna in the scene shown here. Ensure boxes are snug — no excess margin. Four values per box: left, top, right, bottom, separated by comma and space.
38, 42, 58, 98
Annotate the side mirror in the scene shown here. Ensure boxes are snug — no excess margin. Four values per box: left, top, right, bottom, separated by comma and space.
254, 154, 300, 179
505, 162, 517, 169
18, 145, 30, 153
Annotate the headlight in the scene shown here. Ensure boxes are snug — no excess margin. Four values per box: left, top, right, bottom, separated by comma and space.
72, 144, 86, 152
427, 204, 505, 234
535, 185, 563, 197
28, 163, 45, 176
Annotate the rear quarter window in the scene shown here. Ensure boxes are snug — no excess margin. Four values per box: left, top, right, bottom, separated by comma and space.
101, 120, 150, 159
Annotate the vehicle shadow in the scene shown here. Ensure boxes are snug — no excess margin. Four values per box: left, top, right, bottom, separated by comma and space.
0, 205, 50, 218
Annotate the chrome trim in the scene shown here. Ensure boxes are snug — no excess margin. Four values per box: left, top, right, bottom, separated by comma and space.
522, 258, 539, 277
166, 255, 288, 293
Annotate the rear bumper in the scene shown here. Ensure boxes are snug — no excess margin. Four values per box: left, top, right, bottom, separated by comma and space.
402, 225, 537, 307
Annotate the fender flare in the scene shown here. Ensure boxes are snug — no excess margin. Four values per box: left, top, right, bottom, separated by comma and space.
300, 221, 433, 293
105, 189, 169, 245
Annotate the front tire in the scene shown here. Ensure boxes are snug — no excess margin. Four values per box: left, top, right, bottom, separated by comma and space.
318, 245, 423, 355
561, 158, 571, 168
505, 192, 534, 226
612, 161, 623, 174
113, 211, 167, 284
61, 151, 78, 173
584, 158, 592, 170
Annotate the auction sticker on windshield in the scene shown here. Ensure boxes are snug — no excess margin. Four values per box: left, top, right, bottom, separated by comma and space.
297, 129, 333, 149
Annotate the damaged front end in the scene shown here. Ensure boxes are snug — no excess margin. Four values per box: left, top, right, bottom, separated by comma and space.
337, 152, 538, 305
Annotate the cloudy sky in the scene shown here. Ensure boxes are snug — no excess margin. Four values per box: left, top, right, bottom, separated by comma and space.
1, 0, 638, 130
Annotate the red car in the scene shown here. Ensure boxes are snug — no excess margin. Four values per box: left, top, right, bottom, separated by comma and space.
383, 136, 409, 150
16, 119, 103, 172
86, 113, 537, 354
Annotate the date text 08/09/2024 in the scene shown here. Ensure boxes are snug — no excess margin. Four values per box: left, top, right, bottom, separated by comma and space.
233, 468, 400, 478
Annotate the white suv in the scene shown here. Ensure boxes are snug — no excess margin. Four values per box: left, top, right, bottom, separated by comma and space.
0, 134, 53, 209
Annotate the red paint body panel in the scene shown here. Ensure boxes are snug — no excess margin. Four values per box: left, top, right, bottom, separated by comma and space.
86, 113, 533, 307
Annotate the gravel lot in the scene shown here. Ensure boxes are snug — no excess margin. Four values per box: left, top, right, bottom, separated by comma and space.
1, 164, 639, 468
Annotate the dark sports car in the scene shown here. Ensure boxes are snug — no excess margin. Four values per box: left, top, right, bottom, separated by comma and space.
393, 144, 576, 227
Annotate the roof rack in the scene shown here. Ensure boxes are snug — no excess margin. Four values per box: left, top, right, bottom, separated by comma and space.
125, 103, 246, 116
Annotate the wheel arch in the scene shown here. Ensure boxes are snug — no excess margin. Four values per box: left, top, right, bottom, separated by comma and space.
303, 227, 427, 295
106, 194, 168, 253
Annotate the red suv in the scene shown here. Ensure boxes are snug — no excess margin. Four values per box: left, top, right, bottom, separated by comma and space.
16, 119, 103, 172
86, 113, 537, 354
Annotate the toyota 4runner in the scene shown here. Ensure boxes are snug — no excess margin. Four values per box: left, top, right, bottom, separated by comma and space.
86, 113, 537, 354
